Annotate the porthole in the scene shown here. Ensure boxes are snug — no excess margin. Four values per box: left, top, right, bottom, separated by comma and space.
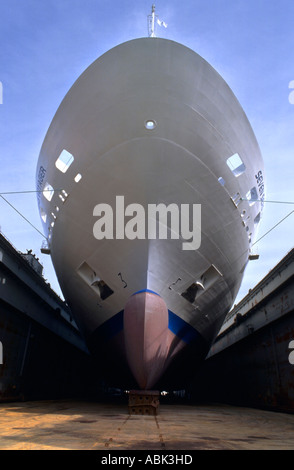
144, 120, 157, 130
74, 173, 82, 183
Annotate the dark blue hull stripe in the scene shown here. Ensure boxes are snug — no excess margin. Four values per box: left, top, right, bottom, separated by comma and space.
131, 289, 160, 297
96, 309, 124, 342
168, 310, 200, 344
95, 308, 199, 345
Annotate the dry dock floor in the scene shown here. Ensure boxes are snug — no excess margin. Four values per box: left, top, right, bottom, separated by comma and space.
0, 399, 293, 450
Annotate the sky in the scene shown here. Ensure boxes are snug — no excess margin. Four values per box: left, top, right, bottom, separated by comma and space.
0, 0, 293, 306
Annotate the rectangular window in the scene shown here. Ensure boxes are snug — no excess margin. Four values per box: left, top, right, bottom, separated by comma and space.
254, 212, 261, 225
55, 149, 74, 173
231, 192, 242, 207
226, 153, 246, 177
40, 208, 47, 222
43, 183, 54, 201
59, 189, 69, 203
246, 187, 258, 206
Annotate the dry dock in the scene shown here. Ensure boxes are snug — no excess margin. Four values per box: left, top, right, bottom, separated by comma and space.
0, 399, 294, 450
1, 233, 294, 453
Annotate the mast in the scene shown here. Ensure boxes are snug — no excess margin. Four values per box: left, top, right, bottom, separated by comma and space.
148, 4, 167, 38
148, 4, 156, 37
151, 4, 156, 37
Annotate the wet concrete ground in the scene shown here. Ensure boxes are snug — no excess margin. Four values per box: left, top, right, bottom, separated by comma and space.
0, 399, 293, 450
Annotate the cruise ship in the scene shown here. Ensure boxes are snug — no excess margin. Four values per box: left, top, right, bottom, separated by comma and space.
36, 17, 264, 390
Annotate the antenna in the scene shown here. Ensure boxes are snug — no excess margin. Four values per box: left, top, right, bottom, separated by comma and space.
147, 4, 167, 38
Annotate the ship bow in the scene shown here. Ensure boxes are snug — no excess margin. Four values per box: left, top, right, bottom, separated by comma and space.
124, 290, 169, 389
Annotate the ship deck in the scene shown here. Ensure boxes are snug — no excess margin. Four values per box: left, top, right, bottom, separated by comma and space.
0, 398, 293, 450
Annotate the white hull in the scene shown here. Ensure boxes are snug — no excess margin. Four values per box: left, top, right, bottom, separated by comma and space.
36, 38, 264, 388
